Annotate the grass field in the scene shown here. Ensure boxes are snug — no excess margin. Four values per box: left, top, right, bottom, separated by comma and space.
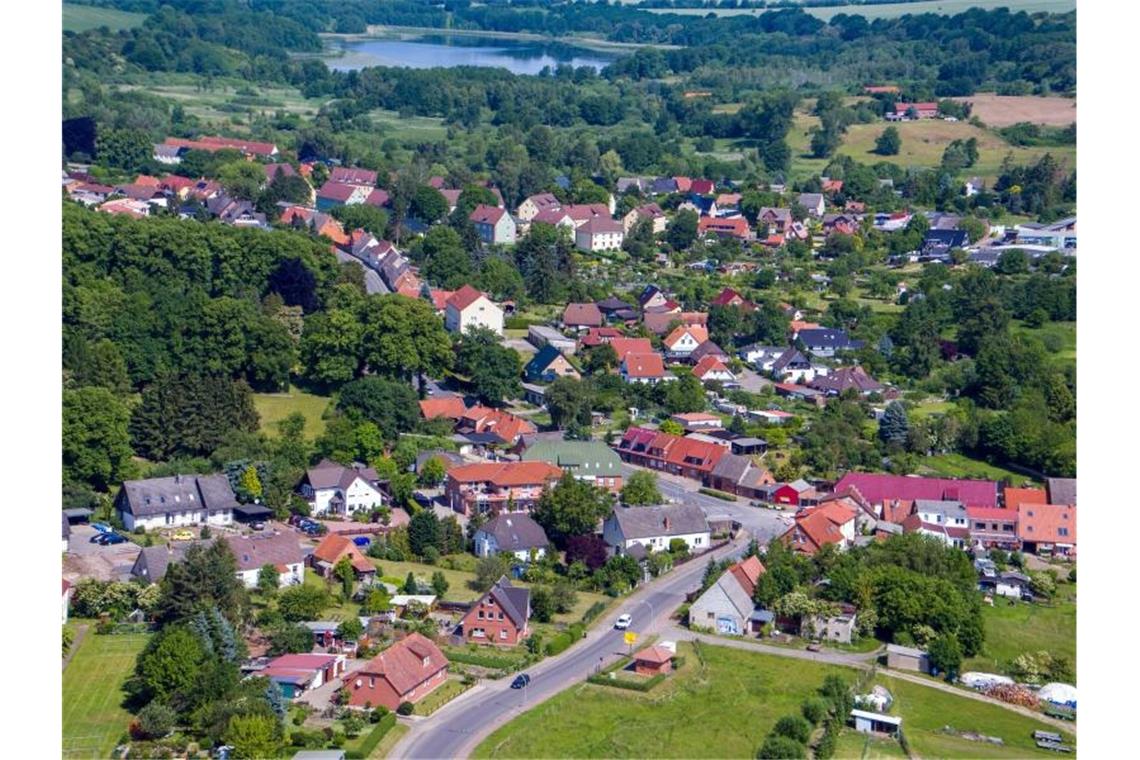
917, 453, 1038, 484
414, 676, 471, 715
63, 3, 147, 32
835, 728, 908, 759
964, 582, 1076, 675
474, 642, 852, 758
877, 673, 1075, 757
642, 1, 1074, 21
62, 632, 151, 759
951, 94, 1076, 127
253, 389, 332, 439
1013, 320, 1076, 367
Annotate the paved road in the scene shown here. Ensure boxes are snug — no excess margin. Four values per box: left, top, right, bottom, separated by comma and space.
391, 537, 750, 759
334, 249, 389, 294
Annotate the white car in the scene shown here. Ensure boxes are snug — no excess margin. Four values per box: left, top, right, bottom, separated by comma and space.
614, 614, 633, 630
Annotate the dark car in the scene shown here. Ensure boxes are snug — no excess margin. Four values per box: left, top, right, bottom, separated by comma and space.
92, 533, 128, 545
806, 643, 822, 653
353, 536, 371, 547
510, 674, 531, 689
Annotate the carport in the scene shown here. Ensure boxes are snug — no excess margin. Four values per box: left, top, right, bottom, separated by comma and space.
233, 504, 273, 524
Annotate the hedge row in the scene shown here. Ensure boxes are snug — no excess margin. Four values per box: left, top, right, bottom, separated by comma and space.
345, 713, 396, 760
505, 316, 547, 329
581, 601, 608, 624
698, 487, 737, 501
587, 670, 668, 692
544, 623, 585, 656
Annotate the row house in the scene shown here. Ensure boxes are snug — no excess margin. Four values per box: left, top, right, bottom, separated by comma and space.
613, 427, 727, 482
444, 461, 563, 516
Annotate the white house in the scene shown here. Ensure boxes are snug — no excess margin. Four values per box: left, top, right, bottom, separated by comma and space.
298, 460, 386, 516
574, 217, 624, 252
470, 204, 517, 245
114, 474, 237, 532
907, 499, 970, 548
444, 285, 504, 336
516, 192, 561, 222
472, 513, 550, 562
663, 325, 709, 360
224, 533, 305, 589
688, 555, 765, 636
602, 504, 711, 556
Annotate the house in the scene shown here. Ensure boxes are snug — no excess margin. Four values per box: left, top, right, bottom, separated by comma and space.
328, 166, 378, 186
922, 229, 969, 258
891, 102, 938, 120
131, 542, 196, 584
803, 612, 857, 644
715, 193, 742, 215
710, 287, 755, 311
456, 407, 536, 447
622, 203, 667, 234
1015, 217, 1077, 251
698, 216, 751, 240
603, 503, 711, 556
418, 396, 469, 422
797, 193, 826, 217
114, 474, 238, 532
620, 352, 672, 385
780, 501, 857, 555
614, 427, 727, 483
809, 367, 884, 396
670, 412, 724, 433
316, 181, 371, 210
260, 653, 347, 699
445, 285, 504, 336
900, 500, 971, 548
473, 513, 550, 561
638, 285, 670, 312
690, 178, 715, 195
595, 297, 637, 321
522, 439, 623, 492
967, 507, 1020, 550
739, 344, 786, 369
643, 310, 707, 336
1005, 486, 1047, 509
528, 206, 577, 233
707, 452, 775, 499
225, 532, 305, 589
527, 325, 578, 355
311, 534, 377, 581
298, 460, 386, 516
347, 634, 449, 709
469, 204, 517, 245
633, 646, 676, 676
562, 303, 605, 330
574, 216, 624, 252
99, 197, 151, 218
524, 345, 581, 382
1017, 503, 1076, 557
1045, 478, 1077, 506
979, 570, 1032, 599
458, 577, 531, 646
604, 337, 654, 361
770, 348, 817, 383
516, 192, 561, 222
689, 340, 730, 365
689, 555, 766, 636
832, 473, 999, 508
663, 324, 709, 360
797, 328, 863, 358
444, 461, 562, 516
886, 644, 931, 673
692, 355, 736, 384
162, 135, 279, 158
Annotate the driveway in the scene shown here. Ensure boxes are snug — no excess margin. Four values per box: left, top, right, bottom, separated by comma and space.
63, 525, 141, 582
734, 368, 772, 394
297, 658, 369, 712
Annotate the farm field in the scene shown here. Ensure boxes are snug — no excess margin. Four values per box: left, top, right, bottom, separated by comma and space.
253, 389, 332, 439
951, 94, 1076, 127
473, 642, 852, 758
63, 3, 147, 32
62, 632, 152, 759
964, 582, 1076, 676
876, 673, 1075, 758
641, 1, 1074, 21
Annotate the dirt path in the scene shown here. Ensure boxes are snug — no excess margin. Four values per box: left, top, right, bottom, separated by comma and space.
63, 624, 88, 671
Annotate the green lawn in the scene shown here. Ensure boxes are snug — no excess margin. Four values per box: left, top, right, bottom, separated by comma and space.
834, 728, 907, 759
878, 674, 1075, 758
917, 453, 1038, 484
63, 3, 147, 32
62, 632, 152, 759
474, 642, 852, 758
414, 676, 471, 715
1012, 320, 1076, 367
964, 583, 1076, 676
253, 389, 332, 439
373, 722, 409, 757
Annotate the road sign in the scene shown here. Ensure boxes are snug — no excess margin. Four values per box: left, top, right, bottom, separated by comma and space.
623, 631, 638, 645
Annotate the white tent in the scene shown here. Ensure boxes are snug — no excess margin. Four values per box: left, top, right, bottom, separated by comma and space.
1038, 682, 1077, 708
960, 672, 1014, 690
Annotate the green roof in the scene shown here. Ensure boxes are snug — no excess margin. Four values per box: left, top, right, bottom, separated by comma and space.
522, 439, 622, 472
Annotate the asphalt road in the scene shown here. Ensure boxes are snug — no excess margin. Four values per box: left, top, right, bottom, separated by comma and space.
391, 537, 749, 760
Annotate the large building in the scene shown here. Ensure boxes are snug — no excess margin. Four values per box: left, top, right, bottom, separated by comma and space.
444, 285, 504, 336
832, 473, 999, 509
114, 474, 238, 532
297, 460, 386, 516
603, 503, 711, 556
522, 439, 624, 493
444, 461, 563, 516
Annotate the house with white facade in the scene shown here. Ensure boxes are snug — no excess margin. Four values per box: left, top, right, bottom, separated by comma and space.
114, 474, 238, 532
688, 555, 766, 636
473, 513, 550, 561
298, 460, 386, 516
516, 192, 561, 222
224, 532, 305, 589
445, 285, 504, 336
901, 499, 971, 548
663, 324, 709, 360
469, 204, 517, 245
603, 503, 711, 556
574, 216, 625, 252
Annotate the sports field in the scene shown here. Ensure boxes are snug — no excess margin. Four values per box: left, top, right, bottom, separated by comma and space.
62, 632, 151, 759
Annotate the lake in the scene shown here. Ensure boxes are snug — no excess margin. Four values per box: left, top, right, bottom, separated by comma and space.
327, 34, 618, 75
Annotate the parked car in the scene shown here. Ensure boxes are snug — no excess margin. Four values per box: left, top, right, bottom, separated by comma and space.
92, 533, 128, 546
413, 492, 432, 508
614, 614, 632, 630
171, 529, 195, 541
511, 674, 531, 689
806, 643, 822, 653
91, 522, 113, 534
250, 522, 265, 531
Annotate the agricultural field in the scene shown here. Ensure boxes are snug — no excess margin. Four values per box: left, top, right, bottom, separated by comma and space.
62, 632, 152, 759
641, 1, 1074, 21
253, 389, 332, 439
951, 94, 1077, 128
963, 582, 1076, 676
63, 3, 147, 32
876, 673, 1075, 758
474, 642, 852, 758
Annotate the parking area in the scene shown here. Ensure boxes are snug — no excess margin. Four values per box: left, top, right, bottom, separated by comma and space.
63, 524, 141, 582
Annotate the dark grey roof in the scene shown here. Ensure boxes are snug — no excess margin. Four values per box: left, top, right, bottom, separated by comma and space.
415, 449, 465, 473
488, 577, 531, 628
117, 474, 238, 518
132, 543, 197, 584
750, 608, 775, 623
772, 348, 810, 373
711, 453, 754, 484
798, 328, 861, 351
609, 503, 710, 540
304, 460, 381, 491
524, 344, 565, 377
596, 296, 633, 312
62, 512, 70, 540
1046, 478, 1076, 506
478, 514, 549, 553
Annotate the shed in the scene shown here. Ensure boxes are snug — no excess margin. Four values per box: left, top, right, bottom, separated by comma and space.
851, 709, 901, 736
886, 644, 931, 674
633, 645, 675, 676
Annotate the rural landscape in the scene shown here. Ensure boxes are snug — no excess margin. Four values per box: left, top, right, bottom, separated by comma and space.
60, 0, 1077, 758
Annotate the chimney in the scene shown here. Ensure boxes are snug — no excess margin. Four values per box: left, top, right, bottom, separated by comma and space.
663, 516, 671, 531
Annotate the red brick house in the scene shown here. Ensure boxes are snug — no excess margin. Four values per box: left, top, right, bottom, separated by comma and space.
445, 461, 562, 516
458, 577, 531, 646
633, 645, 675, 676
347, 633, 449, 710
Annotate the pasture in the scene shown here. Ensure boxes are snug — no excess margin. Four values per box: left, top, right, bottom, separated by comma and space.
952, 94, 1077, 127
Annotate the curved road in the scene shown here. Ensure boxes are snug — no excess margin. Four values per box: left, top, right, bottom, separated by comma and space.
391, 537, 750, 759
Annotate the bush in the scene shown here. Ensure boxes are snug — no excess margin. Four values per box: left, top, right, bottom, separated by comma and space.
1068, 567, 1076, 583
772, 715, 812, 744
136, 702, 176, 739
757, 735, 806, 759
801, 697, 829, 725
397, 701, 415, 716
698, 487, 736, 501
581, 601, 607, 624
544, 631, 574, 657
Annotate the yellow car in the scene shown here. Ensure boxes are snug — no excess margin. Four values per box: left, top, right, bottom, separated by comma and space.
171, 529, 196, 541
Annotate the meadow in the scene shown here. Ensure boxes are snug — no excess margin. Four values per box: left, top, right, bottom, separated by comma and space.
63, 3, 147, 33
253, 389, 332, 439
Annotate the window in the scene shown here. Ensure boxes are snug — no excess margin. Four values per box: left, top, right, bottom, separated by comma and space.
1058, 527, 1069, 537
369, 677, 375, 688
500, 630, 508, 640
478, 610, 484, 619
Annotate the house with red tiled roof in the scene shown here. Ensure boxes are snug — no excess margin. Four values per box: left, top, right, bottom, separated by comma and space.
698, 216, 752, 241
689, 555, 766, 635
692, 355, 736, 383
347, 633, 449, 709
160, 135, 279, 160
418, 396, 468, 421
643, 310, 707, 336
444, 285, 503, 335
317, 180, 370, 210
613, 426, 727, 481
663, 324, 709, 359
458, 577, 531, 646
967, 506, 1020, 550
456, 407, 536, 446
329, 166, 378, 186
444, 461, 562, 516
780, 501, 858, 555
1004, 487, 1047, 509
564, 203, 611, 227
469, 204, 517, 245
579, 327, 625, 348
833, 473, 999, 509
620, 352, 671, 385
711, 287, 755, 311
528, 206, 576, 232
891, 102, 939, 120
311, 534, 377, 580
607, 337, 655, 361
1017, 503, 1075, 557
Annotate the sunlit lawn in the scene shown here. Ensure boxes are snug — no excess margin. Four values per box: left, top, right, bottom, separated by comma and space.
63, 633, 151, 759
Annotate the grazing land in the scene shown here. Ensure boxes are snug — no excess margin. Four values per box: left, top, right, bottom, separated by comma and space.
62, 632, 152, 759
63, 3, 147, 32
834, 728, 908, 759
473, 642, 851, 758
876, 673, 1075, 758
951, 94, 1077, 127
253, 389, 332, 439
964, 583, 1076, 675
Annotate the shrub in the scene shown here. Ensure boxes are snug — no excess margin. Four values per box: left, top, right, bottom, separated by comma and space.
757, 735, 806, 759
581, 601, 607, 624
1068, 567, 1076, 583
135, 702, 176, 739
801, 697, 829, 725
397, 701, 415, 716
772, 715, 812, 745
698, 487, 736, 501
